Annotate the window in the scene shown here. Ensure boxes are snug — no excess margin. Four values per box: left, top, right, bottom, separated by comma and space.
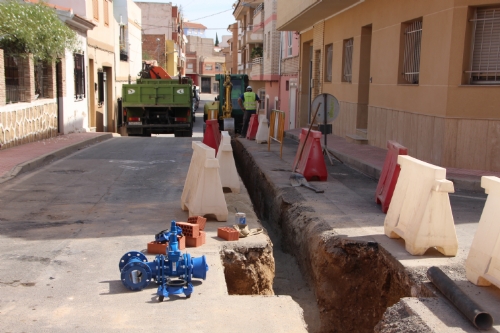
34, 60, 49, 99
469, 7, 500, 84
5, 55, 26, 103
104, 0, 109, 26
187, 63, 193, 69
286, 80, 289, 91
342, 38, 353, 83
74, 53, 85, 100
205, 64, 213, 70
267, 31, 270, 58
402, 20, 422, 84
287, 31, 293, 56
119, 25, 128, 61
325, 44, 333, 82
93, 0, 99, 21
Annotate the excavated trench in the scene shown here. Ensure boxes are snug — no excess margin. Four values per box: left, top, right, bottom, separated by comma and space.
227, 139, 434, 333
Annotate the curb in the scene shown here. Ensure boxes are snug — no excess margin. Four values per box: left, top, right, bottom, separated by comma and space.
0, 134, 113, 184
284, 131, 480, 191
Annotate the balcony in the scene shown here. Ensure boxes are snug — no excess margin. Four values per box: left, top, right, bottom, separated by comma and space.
253, 5, 264, 31
248, 30, 263, 43
277, 0, 363, 31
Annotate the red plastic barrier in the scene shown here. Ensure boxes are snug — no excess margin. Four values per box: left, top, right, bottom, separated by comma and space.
375, 140, 408, 213
203, 119, 221, 154
292, 128, 328, 181
246, 114, 259, 140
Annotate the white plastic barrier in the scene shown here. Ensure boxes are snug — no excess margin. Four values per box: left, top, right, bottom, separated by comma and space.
466, 176, 500, 287
181, 141, 228, 221
384, 155, 458, 256
216, 131, 240, 194
255, 115, 269, 144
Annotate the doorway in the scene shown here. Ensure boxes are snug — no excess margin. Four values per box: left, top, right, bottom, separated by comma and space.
55, 60, 63, 133
201, 77, 211, 93
289, 80, 297, 129
357, 25, 372, 131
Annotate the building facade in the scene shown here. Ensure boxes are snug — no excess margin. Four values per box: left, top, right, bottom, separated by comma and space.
186, 35, 225, 94
137, 2, 185, 77
277, 0, 500, 172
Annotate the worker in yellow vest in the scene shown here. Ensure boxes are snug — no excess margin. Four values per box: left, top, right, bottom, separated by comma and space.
237, 86, 261, 138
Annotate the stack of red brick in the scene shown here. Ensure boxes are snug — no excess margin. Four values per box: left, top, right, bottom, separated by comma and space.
147, 216, 207, 254
176, 221, 206, 248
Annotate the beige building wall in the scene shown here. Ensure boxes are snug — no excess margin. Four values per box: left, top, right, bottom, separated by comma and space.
86, 0, 116, 133
289, 0, 500, 171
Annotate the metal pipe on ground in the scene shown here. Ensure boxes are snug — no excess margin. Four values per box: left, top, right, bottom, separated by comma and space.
427, 266, 493, 330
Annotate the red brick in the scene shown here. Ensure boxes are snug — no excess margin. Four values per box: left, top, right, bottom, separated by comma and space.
186, 232, 203, 248
176, 222, 200, 238
188, 215, 207, 231
200, 231, 206, 245
217, 227, 239, 241
147, 236, 186, 254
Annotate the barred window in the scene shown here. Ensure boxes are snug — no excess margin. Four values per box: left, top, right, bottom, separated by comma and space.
74, 54, 85, 100
93, 0, 98, 21
325, 44, 333, 82
342, 38, 353, 83
402, 20, 423, 84
469, 7, 500, 84
34, 60, 50, 99
5, 55, 27, 103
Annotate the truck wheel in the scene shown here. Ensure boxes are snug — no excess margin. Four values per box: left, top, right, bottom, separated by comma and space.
203, 114, 207, 123
174, 131, 182, 137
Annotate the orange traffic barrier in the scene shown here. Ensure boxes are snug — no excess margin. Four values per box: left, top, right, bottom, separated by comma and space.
267, 110, 285, 158
375, 141, 408, 213
203, 119, 221, 154
292, 128, 327, 181
246, 114, 259, 140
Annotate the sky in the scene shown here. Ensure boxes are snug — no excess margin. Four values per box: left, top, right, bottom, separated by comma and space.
134, 0, 237, 42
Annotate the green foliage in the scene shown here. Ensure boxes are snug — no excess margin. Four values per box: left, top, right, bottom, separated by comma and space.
251, 46, 263, 59
0, 0, 79, 61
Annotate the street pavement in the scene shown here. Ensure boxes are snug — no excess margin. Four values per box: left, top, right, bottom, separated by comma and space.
1, 98, 500, 331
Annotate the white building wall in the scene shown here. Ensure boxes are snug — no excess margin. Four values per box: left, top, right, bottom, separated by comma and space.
60, 32, 90, 134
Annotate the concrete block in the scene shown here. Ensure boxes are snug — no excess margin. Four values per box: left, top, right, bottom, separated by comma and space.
255, 116, 269, 144
181, 141, 228, 221
466, 176, 500, 287
216, 131, 240, 194
384, 155, 458, 256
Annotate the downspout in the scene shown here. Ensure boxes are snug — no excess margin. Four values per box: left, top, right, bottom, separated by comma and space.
278, 31, 283, 113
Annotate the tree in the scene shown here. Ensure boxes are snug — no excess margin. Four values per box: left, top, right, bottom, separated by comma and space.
215, 33, 219, 47
0, 0, 79, 61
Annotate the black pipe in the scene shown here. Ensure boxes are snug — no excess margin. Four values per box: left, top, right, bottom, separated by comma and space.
427, 266, 493, 330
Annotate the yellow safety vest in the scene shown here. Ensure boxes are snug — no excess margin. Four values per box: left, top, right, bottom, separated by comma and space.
243, 92, 257, 110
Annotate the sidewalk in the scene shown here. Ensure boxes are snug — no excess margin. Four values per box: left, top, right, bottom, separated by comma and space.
0, 132, 114, 183
285, 128, 500, 191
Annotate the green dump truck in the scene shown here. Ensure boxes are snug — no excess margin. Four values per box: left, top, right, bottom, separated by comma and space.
121, 77, 194, 137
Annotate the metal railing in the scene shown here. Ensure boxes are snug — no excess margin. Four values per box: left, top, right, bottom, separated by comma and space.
253, 3, 264, 17
252, 57, 263, 65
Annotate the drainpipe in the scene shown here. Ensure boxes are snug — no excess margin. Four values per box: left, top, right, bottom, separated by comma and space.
278, 31, 283, 112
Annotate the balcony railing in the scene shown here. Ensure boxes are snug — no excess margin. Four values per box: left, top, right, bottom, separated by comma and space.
253, 3, 264, 17
252, 57, 263, 65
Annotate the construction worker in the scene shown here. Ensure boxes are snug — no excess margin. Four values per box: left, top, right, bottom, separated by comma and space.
237, 86, 260, 137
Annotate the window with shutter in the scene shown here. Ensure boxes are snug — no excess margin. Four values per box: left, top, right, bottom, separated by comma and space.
402, 20, 422, 84
93, 0, 98, 21
469, 7, 500, 84
104, 0, 109, 26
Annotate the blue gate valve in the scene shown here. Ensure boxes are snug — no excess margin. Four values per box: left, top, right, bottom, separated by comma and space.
118, 220, 208, 301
